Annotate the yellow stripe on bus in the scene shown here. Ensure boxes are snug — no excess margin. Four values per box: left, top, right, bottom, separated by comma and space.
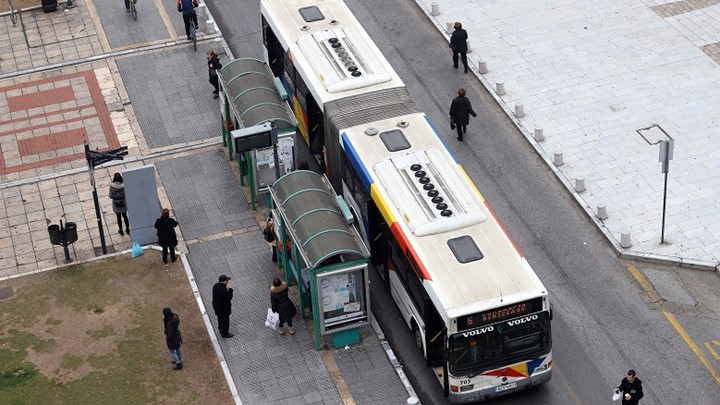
371, 184, 396, 225
458, 164, 485, 202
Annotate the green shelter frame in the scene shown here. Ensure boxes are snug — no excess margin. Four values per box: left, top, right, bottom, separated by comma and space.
218, 58, 296, 209
269, 170, 371, 350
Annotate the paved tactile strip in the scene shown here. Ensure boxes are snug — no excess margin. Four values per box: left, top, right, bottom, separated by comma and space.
115, 47, 221, 149
155, 149, 254, 240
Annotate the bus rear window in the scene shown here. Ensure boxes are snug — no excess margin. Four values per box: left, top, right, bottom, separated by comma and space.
299, 6, 324, 22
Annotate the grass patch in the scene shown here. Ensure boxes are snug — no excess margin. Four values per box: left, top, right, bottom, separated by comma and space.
0, 251, 232, 404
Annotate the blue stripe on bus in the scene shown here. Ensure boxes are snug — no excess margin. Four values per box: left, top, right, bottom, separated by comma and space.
341, 132, 373, 191
423, 114, 458, 164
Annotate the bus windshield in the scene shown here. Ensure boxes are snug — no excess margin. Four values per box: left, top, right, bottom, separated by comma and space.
449, 312, 551, 375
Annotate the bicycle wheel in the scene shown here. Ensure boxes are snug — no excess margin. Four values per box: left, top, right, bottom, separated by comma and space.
131, 2, 137, 21
190, 25, 197, 51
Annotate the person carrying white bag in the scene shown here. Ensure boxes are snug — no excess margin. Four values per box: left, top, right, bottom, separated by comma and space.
265, 308, 280, 331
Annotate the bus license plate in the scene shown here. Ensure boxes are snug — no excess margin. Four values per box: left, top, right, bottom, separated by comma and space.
495, 382, 517, 392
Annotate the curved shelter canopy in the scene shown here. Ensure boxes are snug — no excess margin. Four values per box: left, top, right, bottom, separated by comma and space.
219, 58, 294, 130
270, 171, 369, 269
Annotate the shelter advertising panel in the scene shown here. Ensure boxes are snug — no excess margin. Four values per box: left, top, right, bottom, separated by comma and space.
316, 264, 369, 333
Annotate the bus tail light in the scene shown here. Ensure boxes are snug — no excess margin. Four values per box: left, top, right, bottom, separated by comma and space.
450, 385, 459, 392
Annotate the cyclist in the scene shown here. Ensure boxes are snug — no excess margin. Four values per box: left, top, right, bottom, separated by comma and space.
123, 0, 133, 12
177, 0, 199, 40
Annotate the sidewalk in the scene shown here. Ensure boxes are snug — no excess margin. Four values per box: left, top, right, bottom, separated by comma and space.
414, 0, 720, 270
0, 1, 417, 404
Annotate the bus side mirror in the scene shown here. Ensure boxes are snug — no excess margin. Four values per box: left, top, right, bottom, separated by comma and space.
549, 303, 554, 320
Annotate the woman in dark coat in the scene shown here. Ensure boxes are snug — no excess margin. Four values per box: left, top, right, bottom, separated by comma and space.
154, 208, 179, 264
270, 278, 297, 335
450, 21, 469, 73
449, 88, 477, 142
109, 173, 130, 236
207, 49, 222, 99
163, 307, 183, 370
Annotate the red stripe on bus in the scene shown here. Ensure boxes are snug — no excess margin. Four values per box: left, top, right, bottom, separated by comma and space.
390, 222, 432, 281
483, 202, 524, 258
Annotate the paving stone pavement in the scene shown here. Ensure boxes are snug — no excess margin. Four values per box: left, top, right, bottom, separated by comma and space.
0, 4, 104, 76
93, 0, 171, 49
115, 46, 222, 149
416, 0, 720, 269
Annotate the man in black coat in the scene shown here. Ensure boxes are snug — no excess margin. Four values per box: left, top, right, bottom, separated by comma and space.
450, 21, 469, 73
212, 274, 234, 338
615, 369, 644, 405
449, 88, 477, 142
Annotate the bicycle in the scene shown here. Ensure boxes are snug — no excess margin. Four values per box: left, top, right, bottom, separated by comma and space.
188, 16, 197, 51
129, 0, 137, 21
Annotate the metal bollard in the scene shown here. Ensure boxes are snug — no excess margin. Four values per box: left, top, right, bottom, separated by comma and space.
597, 204, 608, 220
198, 3, 206, 20
496, 82, 505, 95
620, 230, 631, 248
575, 178, 586, 193
431, 2, 440, 16
407, 397, 420, 405
514, 104, 525, 118
534, 127, 544, 141
553, 151, 563, 166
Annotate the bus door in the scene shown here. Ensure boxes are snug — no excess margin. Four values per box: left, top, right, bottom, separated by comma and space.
368, 200, 389, 289
425, 299, 449, 396
262, 17, 284, 77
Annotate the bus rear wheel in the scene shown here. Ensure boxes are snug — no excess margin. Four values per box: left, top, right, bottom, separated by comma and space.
413, 324, 423, 351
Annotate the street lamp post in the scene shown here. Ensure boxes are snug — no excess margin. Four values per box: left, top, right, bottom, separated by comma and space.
84, 141, 128, 255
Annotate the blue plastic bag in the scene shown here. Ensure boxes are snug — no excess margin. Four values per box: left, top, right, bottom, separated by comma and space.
131, 242, 144, 258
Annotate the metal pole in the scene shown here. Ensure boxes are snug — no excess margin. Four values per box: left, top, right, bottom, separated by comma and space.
661, 171, 668, 244
60, 219, 72, 263
90, 169, 108, 255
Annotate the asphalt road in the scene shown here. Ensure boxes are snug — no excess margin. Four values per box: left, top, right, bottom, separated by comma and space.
206, 0, 720, 403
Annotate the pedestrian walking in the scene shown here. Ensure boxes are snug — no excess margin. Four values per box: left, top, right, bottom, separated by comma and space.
109, 173, 130, 236
270, 278, 297, 335
263, 216, 277, 263
449, 88, 477, 142
450, 22, 469, 73
212, 275, 234, 338
154, 208, 179, 264
207, 50, 223, 99
615, 369, 644, 405
163, 307, 183, 370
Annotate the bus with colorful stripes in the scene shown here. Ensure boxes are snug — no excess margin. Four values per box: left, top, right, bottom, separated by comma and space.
340, 113, 553, 402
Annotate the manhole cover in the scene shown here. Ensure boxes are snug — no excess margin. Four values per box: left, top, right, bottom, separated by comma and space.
0, 286, 15, 300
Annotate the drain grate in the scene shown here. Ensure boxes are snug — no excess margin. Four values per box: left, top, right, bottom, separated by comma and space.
636, 124, 672, 145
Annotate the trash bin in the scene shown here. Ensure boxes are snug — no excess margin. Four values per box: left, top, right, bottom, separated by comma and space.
42, 0, 58, 12
48, 225, 61, 245
65, 222, 78, 244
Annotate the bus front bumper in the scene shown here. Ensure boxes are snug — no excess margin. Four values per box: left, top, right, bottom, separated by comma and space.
447, 369, 552, 404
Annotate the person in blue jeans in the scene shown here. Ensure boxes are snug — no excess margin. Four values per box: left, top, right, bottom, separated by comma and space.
163, 307, 183, 370
177, 0, 199, 40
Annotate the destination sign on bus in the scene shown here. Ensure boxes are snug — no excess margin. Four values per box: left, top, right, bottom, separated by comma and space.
458, 297, 543, 330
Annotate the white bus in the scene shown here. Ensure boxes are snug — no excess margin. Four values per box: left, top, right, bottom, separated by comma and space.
261, 0, 553, 401
340, 113, 553, 402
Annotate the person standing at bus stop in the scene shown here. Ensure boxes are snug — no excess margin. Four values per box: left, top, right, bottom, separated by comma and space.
615, 369, 644, 405
207, 50, 222, 99
155, 208, 179, 264
270, 278, 297, 335
212, 275, 234, 338
449, 88, 477, 142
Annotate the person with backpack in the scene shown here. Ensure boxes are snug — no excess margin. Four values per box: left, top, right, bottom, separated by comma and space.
177, 0, 199, 41
109, 173, 130, 236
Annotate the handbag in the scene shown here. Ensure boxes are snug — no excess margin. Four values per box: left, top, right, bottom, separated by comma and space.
265, 308, 280, 330
450, 118, 456, 130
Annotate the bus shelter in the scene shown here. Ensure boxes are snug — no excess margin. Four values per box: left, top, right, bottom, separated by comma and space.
269, 171, 371, 350
218, 58, 297, 208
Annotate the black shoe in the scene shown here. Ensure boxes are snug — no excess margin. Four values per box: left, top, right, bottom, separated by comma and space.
465, 69, 468, 74
195, 24, 199, 30
453, 65, 458, 69
213, 94, 219, 99
457, 137, 463, 141
119, 229, 124, 236
187, 36, 191, 40
173, 363, 183, 370
221, 334, 234, 338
